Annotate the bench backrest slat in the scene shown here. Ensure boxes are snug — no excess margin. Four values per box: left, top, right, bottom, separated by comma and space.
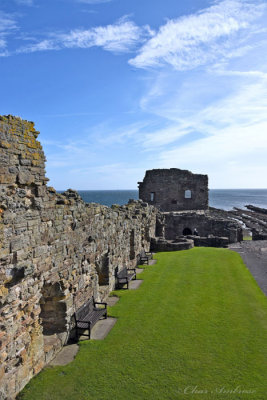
117, 267, 127, 278
140, 249, 147, 257
76, 297, 94, 320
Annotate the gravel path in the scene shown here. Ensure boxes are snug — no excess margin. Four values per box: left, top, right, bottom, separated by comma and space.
229, 240, 267, 296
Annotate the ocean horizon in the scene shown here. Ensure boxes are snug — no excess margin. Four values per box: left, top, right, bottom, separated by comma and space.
57, 189, 267, 211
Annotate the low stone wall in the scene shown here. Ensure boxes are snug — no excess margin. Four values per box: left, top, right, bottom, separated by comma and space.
164, 212, 242, 243
0, 116, 158, 399
187, 235, 229, 248
150, 237, 194, 252
252, 232, 267, 241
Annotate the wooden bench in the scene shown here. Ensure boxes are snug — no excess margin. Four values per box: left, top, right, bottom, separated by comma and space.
74, 296, 107, 340
116, 266, 136, 289
137, 249, 153, 265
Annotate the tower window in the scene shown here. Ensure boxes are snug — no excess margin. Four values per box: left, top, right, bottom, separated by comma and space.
185, 190, 192, 199
150, 192, 155, 202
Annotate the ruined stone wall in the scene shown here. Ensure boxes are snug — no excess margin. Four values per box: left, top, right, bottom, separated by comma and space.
138, 168, 208, 212
164, 212, 242, 243
0, 116, 158, 399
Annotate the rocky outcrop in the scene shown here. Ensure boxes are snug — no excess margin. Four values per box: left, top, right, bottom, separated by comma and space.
221, 205, 267, 240
0, 116, 158, 399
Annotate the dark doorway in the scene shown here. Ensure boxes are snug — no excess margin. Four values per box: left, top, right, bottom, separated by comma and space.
96, 252, 110, 285
183, 227, 192, 236
130, 230, 135, 260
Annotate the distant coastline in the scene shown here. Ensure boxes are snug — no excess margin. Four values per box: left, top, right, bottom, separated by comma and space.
56, 189, 267, 211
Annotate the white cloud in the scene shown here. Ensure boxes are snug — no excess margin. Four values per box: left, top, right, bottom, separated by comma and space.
129, 0, 266, 70
18, 18, 147, 54
60, 19, 143, 52
0, 11, 17, 52
88, 120, 152, 146
138, 68, 267, 144
17, 39, 59, 53
0, 50, 10, 57
157, 120, 267, 188
141, 73, 267, 188
0, 38, 6, 48
0, 12, 17, 34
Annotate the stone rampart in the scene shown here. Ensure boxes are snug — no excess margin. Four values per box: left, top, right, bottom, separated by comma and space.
0, 116, 158, 399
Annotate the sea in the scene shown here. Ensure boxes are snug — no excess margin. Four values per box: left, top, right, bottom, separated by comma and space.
75, 189, 267, 211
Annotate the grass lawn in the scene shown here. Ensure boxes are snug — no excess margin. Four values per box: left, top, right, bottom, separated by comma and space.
19, 248, 267, 400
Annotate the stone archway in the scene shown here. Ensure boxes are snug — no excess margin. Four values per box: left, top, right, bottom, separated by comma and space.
183, 227, 192, 236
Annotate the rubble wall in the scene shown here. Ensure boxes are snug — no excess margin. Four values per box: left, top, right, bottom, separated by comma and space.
164, 212, 242, 243
0, 116, 158, 399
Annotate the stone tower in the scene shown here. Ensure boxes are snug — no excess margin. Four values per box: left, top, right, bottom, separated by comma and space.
138, 168, 209, 212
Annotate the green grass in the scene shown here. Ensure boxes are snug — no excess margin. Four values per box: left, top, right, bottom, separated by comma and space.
243, 236, 252, 241
19, 248, 267, 400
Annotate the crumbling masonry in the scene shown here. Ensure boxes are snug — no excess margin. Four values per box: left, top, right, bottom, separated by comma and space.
138, 168, 209, 212
139, 169, 242, 246
0, 116, 159, 399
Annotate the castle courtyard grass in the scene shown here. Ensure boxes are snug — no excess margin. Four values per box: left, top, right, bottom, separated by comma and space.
19, 248, 267, 400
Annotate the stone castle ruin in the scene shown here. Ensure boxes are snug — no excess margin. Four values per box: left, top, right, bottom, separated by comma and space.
139, 169, 243, 248
0, 116, 244, 399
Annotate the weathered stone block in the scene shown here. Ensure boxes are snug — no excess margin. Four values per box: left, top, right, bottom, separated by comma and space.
18, 172, 35, 185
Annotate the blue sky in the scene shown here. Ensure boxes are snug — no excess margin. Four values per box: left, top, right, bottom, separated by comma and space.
0, 0, 267, 189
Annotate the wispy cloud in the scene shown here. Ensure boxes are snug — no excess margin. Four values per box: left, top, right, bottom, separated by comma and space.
17, 39, 59, 53
18, 17, 149, 54
129, 0, 266, 70
0, 11, 17, 52
0, 39, 6, 48
0, 12, 17, 34
43, 134, 146, 189
60, 19, 144, 52
137, 68, 267, 187
158, 119, 267, 188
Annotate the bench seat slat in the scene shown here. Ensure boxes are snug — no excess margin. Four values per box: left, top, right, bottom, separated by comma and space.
77, 308, 106, 323
74, 297, 107, 340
